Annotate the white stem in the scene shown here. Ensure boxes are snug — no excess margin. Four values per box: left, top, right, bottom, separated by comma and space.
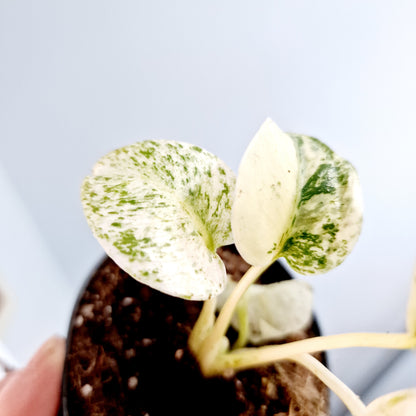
290, 354, 366, 416
196, 264, 268, 373
188, 297, 217, 354
232, 296, 249, 350
206, 332, 416, 376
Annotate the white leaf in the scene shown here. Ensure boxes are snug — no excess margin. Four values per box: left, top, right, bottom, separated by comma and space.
232, 118, 298, 266
82, 140, 236, 300
364, 389, 416, 416
217, 278, 313, 345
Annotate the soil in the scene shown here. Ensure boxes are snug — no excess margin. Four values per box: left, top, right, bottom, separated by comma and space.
62, 245, 329, 416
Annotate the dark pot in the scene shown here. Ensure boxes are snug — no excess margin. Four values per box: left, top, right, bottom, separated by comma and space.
61, 245, 328, 416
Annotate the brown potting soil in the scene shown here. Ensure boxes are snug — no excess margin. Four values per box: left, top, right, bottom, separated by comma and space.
63, 245, 328, 416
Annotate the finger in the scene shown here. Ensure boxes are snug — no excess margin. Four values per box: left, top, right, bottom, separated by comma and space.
0, 336, 65, 416
0, 371, 18, 393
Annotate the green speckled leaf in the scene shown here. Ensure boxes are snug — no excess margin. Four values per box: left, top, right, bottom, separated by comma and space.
364, 389, 416, 416
82, 140, 236, 300
232, 119, 363, 275
281, 134, 363, 274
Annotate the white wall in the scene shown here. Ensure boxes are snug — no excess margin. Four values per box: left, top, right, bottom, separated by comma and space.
0, 1, 415, 414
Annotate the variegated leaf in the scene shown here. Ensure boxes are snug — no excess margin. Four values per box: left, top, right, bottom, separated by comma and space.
82, 140, 236, 300
217, 278, 313, 345
232, 118, 363, 275
281, 133, 363, 274
364, 389, 416, 416
232, 119, 299, 266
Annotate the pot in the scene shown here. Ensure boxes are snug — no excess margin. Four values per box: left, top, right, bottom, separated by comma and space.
61, 245, 328, 416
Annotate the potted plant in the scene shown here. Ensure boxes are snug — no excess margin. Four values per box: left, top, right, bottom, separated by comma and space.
62, 119, 416, 415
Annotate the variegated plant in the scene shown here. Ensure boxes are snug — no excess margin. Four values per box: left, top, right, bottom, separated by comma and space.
82, 119, 416, 416
232, 119, 362, 274
82, 140, 235, 300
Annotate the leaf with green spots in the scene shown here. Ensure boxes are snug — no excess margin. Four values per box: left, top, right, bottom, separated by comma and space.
364, 389, 416, 416
82, 140, 236, 300
232, 118, 363, 275
282, 133, 363, 274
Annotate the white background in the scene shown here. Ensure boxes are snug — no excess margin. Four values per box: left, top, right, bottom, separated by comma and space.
0, 1, 415, 414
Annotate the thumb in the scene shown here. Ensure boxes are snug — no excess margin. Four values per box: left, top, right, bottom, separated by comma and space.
0, 336, 65, 416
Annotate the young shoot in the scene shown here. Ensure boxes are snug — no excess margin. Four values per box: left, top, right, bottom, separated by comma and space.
82, 119, 416, 415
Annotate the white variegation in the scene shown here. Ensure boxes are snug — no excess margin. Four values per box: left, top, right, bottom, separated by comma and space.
232, 118, 363, 275
232, 119, 298, 266
217, 278, 313, 345
283, 134, 363, 274
82, 140, 236, 300
364, 389, 416, 416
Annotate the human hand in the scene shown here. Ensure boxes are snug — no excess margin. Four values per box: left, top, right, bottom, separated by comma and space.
0, 337, 65, 416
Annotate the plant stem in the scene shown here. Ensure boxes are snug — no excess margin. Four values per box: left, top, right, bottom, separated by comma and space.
196, 264, 269, 374
232, 297, 249, 350
188, 297, 217, 354
205, 332, 416, 376
290, 354, 366, 416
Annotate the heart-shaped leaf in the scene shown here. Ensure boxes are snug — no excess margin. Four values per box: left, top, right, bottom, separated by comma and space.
232, 119, 363, 274
364, 389, 416, 416
82, 140, 236, 300
216, 278, 313, 345
281, 133, 363, 274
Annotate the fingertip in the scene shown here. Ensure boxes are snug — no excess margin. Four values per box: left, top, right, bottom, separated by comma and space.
28, 336, 66, 370
0, 336, 66, 416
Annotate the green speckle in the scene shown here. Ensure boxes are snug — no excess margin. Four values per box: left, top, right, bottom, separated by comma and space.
191, 145, 203, 153
123, 199, 138, 205
139, 147, 156, 159
114, 230, 139, 258
387, 394, 407, 408
322, 223, 339, 242
299, 164, 336, 205
111, 222, 122, 227
282, 231, 327, 271
130, 156, 139, 166
267, 242, 277, 254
